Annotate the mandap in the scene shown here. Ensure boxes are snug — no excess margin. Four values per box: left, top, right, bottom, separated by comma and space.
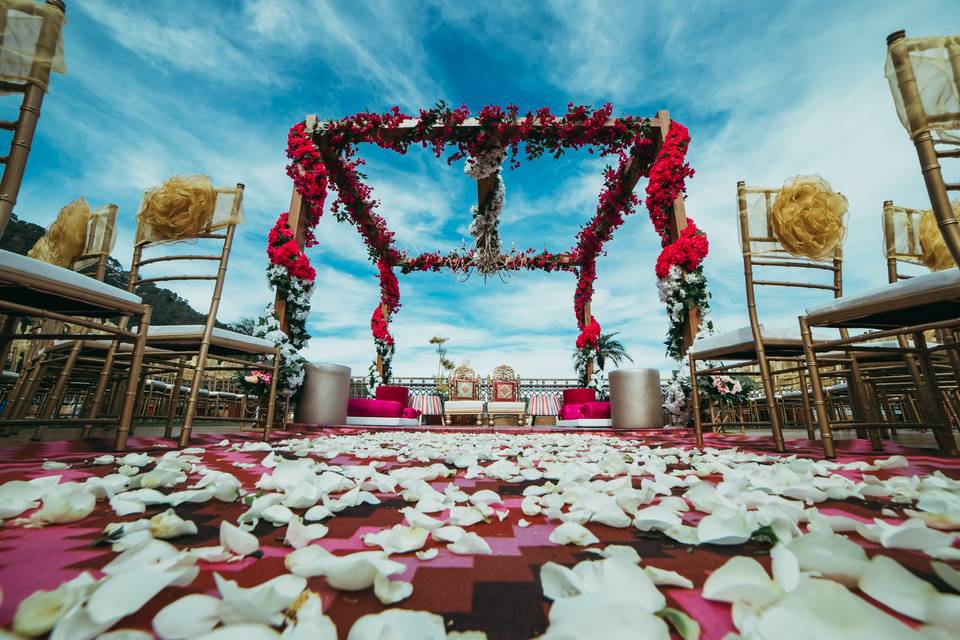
247, 103, 712, 410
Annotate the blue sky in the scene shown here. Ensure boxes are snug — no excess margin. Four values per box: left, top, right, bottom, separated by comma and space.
13, 0, 960, 379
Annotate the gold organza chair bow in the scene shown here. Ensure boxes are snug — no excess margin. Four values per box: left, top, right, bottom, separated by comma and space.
0, 199, 151, 448
688, 178, 867, 453
121, 177, 281, 447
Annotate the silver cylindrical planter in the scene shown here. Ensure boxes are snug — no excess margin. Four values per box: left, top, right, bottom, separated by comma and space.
609, 368, 663, 428
293, 362, 351, 425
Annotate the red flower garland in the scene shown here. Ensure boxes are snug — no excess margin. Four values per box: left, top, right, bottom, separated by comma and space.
276, 103, 707, 370
575, 318, 601, 350
267, 213, 316, 282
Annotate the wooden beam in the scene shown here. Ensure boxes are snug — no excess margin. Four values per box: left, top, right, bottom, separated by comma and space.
308, 116, 662, 142
583, 301, 594, 382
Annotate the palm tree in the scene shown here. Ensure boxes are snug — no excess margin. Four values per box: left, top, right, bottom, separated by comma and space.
594, 332, 633, 371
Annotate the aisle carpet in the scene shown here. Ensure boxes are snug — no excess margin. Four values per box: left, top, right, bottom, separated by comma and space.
0, 428, 957, 639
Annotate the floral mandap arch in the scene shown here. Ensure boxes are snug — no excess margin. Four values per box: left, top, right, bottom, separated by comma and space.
250, 103, 711, 398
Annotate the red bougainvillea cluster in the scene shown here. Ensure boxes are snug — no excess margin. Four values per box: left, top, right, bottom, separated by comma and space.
575, 318, 601, 350
267, 213, 316, 282
273, 102, 707, 379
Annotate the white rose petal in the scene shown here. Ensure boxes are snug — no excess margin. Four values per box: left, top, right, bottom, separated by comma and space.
285, 517, 328, 549
416, 548, 439, 561
346, 609, 446, 640
153, 593, 221, 640
859, 554, 937, 621
87, 568, 182, 625
373, 574, 413, 604
702, 556, 782, 608
221, 520, 260, 557
363, 525, 429, 554
432, 526, 466, 543
549, 521, 599, 546
447, 532, 492, 555
644, 566, 693, 589
149, 509, 198, 539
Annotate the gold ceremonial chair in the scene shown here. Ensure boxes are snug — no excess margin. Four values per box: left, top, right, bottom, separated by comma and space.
123, 180, 280, 447
485, 364, 527, 426
689, 181, 867, 452
0, 203, 150, 447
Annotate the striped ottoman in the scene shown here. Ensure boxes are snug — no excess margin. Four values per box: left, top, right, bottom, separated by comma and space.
528, 394, 560, 416
411, 394, 443, 417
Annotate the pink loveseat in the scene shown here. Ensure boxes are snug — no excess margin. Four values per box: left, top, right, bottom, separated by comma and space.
348, 385, 421, 420
559, 387, 611, 421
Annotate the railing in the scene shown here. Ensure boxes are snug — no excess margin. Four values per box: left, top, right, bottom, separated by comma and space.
350, 375, 581, 402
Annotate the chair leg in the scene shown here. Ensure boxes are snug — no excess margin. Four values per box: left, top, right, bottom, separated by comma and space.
114, 308, 150, 452
797, 365, 816, 441
164, 357, 185, 438
689, 356, 704, 448
800, 316, 835, 458
262, 348, 280, 442
912, 331, 957, 454
756, 346, 785, 452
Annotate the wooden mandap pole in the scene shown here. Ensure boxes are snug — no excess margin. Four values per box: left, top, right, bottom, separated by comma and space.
276, 185, 308, 332
656, 109, 701, 355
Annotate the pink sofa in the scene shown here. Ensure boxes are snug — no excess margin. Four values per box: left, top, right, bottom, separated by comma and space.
348, 386, 422, 420
559, 388, 610, 421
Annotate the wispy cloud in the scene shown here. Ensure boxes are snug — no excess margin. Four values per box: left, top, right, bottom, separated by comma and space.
13, 0, 960, 379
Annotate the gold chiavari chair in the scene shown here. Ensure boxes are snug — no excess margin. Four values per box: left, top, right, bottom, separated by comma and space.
0, 200, 150, 446
0, 0, 66, 238
796, 35, 960, 458
878, 202, 960, 428
689, 180, 871, 452
119, 178, 280, 448
18, 204, 128, 438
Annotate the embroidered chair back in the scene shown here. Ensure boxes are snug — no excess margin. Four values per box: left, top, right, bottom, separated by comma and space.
449, 364, 479, 400
490, 364, 519, 402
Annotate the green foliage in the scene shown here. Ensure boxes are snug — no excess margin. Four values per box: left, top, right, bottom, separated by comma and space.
594, 331, 633, 371
0, 214, 45, 255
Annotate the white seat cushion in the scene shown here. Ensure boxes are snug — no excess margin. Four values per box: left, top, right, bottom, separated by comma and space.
692, 325, 837, 356
487, 401, 525, 413
444, 400, 484, 412
806, 269, 960, 323
146, 325, 275, 352
0, 249, 141, 308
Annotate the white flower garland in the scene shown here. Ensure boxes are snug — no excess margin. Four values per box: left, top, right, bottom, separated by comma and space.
465, 148, 506, 263
252, 304, 306, 397
464, 146, 506, 180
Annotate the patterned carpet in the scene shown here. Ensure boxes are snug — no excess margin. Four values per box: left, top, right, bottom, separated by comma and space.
0, 427, 957, 639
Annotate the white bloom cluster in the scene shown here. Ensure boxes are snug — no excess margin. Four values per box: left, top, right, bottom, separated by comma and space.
588, 369, 609, 400
464, 146, 506, 180
468, 174, 506, 239
662, 354, 693, 425
252, 304, 306, 397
